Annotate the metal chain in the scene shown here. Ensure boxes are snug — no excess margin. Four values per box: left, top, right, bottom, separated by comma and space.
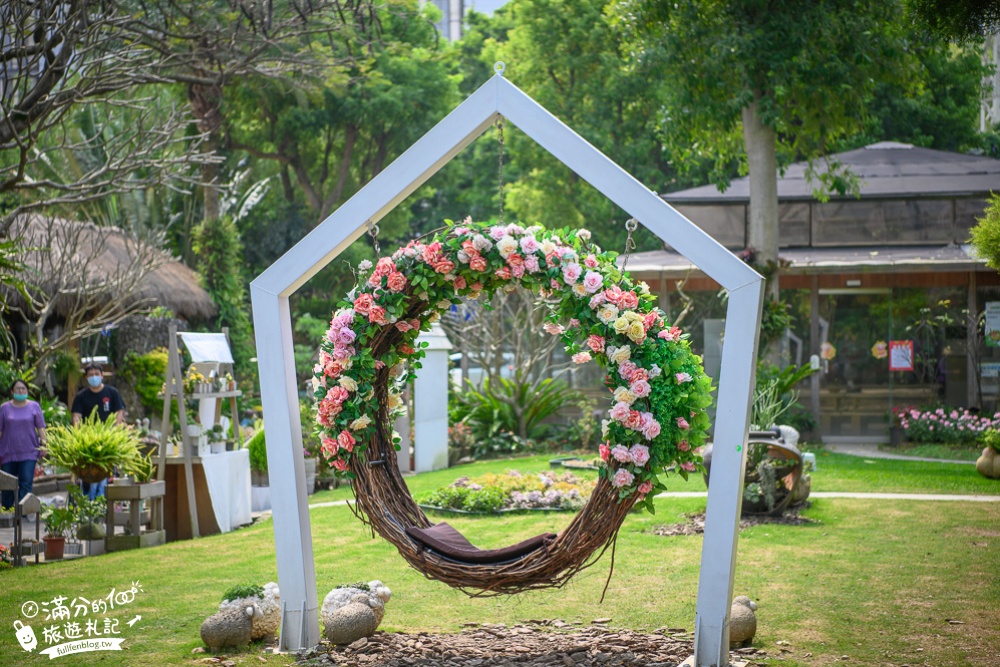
496, 117, 505, 224
367, 220, 380, 257
619, 218, 639, 277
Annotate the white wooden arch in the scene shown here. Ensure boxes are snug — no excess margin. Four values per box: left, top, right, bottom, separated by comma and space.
250, 71, 763, 667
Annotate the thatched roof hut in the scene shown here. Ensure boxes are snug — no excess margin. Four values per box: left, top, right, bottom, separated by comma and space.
6, 214, 216, 321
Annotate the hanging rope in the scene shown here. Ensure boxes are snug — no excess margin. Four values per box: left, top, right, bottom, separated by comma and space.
496, 117, 505, 224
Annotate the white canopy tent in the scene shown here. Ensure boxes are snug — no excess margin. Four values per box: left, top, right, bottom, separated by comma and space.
250, 69, 763, 667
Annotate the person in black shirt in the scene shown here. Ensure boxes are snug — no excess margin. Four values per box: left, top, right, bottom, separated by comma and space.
71, 363, 126, 498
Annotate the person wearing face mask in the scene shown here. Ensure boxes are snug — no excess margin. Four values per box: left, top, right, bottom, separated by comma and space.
71, 363, 126, 499
0, 379, 47, 510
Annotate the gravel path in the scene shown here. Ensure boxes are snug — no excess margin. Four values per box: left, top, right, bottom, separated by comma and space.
293, 621, 768, 667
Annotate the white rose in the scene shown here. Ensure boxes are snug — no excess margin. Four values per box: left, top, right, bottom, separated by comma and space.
597, 304, 619, 324
338, 377, 358, 392
540, 240, 557, 256
496, 235, 519, 258
350, 414, 373, 430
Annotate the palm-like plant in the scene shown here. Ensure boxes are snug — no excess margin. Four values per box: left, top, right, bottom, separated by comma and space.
46, 412, 142, 483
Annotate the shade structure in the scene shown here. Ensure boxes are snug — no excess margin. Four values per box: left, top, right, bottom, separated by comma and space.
250, 71, 764, 666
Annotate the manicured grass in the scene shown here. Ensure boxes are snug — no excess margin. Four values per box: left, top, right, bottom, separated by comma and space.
3, 449, 998, 666
878, 442, 983, 462
805, 447, 999, 494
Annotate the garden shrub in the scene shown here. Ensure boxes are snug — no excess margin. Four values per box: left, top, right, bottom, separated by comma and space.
120, 347, 170, 416
222, 583, 264, 602
247, 426, 267, 472
419, 470, 595, 513
895, 406, 1000, 445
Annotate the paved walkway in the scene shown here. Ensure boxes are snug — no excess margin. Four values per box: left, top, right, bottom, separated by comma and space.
824, 442, 974, 465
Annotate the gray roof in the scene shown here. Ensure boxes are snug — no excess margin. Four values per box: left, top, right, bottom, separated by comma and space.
624, 244, 989, 278
664, 142, 1000, 203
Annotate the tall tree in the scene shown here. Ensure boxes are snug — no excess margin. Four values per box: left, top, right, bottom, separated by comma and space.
612, 0, 908, 296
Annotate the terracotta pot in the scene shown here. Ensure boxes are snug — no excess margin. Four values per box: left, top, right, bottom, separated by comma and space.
75, 464, 111, 484
976, 446, 1000, 479
43, 536, 65, 561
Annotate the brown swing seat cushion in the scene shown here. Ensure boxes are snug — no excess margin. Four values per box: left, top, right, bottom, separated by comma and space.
405, 522, 557, 565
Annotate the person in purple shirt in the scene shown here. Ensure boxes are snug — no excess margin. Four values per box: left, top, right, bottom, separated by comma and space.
0, 379, 47, 509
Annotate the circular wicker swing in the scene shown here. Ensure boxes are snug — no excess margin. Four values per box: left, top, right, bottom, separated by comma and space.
316, 220, 712, 596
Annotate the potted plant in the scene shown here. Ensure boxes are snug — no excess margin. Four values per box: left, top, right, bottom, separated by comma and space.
41, 506, 75, 560
208, 424, 226, 455
46, 412, 142, 483
70, 486, 107, 543
0, 506, 13, 528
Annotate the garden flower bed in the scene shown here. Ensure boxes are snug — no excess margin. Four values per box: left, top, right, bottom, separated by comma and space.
418, 470, 596, 514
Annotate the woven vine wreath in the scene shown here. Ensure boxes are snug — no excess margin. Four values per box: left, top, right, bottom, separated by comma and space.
313, 220, 713, 593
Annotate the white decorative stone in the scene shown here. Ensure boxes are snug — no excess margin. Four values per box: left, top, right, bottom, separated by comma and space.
201, 605, 254, 650
219, 582, 280, 640
729, 596, 758, 648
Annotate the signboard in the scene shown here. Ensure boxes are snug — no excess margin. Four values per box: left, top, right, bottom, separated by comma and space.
889, 340, 914, 371
981, 362, 1000, 378
986, 301, 1000, 347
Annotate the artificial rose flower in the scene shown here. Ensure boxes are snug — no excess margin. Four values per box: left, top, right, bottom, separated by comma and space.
641, 420, 661, 440
630, 444, 650, 466
587, 335, 606, 354
386, 272, 407, 292
374, 360, 386, 369
630, 368, 648, 382
619, 291, 639, 309
489, 225, 507, 240
374, 257, 396, 276
338, 327, 356, 345
395, 321, 412, 332
678, 439, 690, 452
337, 430, 356, 452
496, 235, 518, 257
631, 379, 652, 398
675, 372, 693, 384
609, 345, 631, 365
540, 239, 557, 256
350, 414, 373, 431
332, 459, 349, 472
613, 387, 636, 405
331, 346, 353, 362
321, 437, 338, 457
433, 259, 455, 274
658, 326, 682, 342
572, 283, 588, 297
353, 293, 374, 316
550, 279, 561, 290
681, 461, 696, 472
604, 285, 623, 305
421, 241, 442, 263
676, 417, 690, 430
387, 393, 403, 410
642, 312, 658, 330
599, 443, 611, 462
472, 234, 492, 252
453, 276, 467, 290
611, 444, 632, 463
400, 344, 416, 355
496, 266, 512, 280
437, 299, 453, 310
582, 271, 604, 293
357, 259, 373, 272
567, 318, 580, 329
589, 293, 607, 309
575, 228, 592, 241
627, 322, 646, 343
613, 316, 630, 334
612, 468, 635, 488
326, 386, 349, 404
584, 254, 599, 269
368, 305, 388, 325
543, 322, 565, 335
601, 419, 610, 439
506, 223, 524, 235
619, 360, 638, 379
572, 352, 592, 364
637, 480, 653, 495
562, 262, 583, 284
524, 255, 540, 273
648, 365, 662, 378
338, 376, 358, 392
470, 255, 488, 272
609, 401, 631, 422
624, 410, 644, 430
520, 235, 540, 254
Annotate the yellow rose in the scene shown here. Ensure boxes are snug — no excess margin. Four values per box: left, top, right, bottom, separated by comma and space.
387, 393, 403, 410
613, 387, 636, 405
613, 317, 629, 334
338, 376, 358, 392
350, 414, 373, 430
627, 322, 645, 342
610, 346, 631, 364
572, 283, 588, 297
624, 310, 642, 323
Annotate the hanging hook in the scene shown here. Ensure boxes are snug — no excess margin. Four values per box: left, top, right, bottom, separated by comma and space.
366, 220, 381, 257
619, 218, 639, 279
494, 61, 506, 77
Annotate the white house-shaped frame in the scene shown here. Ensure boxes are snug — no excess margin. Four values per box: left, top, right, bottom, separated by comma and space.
250, 71, 764, 667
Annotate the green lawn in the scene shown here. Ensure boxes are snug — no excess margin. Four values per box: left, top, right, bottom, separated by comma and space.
2, 449, 998, 666
878, 442, 983, 462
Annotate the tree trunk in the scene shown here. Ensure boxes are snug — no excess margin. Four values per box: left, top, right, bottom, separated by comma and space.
742, 94, 779, 301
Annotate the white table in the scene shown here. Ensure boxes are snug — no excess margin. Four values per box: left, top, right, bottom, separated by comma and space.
163, 449, 251, 540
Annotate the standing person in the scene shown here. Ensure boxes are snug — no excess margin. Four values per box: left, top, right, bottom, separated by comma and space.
0, 379, 47, 510
71, 363, 126, 499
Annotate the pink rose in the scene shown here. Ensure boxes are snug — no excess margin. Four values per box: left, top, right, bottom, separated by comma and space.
519, 236, 540, 254
395, 321, 412, 332
374, 257, 396, 276
625, 410, 643, 430
637, 480, 653, 495
321, 437, 338, 457
368, 305, 388, 325
469, 283, 482, 292
609, 402, 631, 422
562, 262, 582, 284
353, 293, 374, 316
587, 335, 606, 354
631, 379, 651, 398
332, 347, 353, 361
470, 255, 488, 272
511, 264, 525, 279
584, 254, 599, 269
543, 322, 565, 335
433, 259, 456, 274
611, 445, 632, 463
386, 272, 407, 292
582, 271, 604, 293
337, 430, 356, 452
489, 225, 507, 241
550, 279, 561, 290
619, 360, 638, 380
612, 468, 635, 488
658, 326, 682, 342
676, 417, 690, 430
572, 352, 592, 364
628, 445, 649, 467
643, 312, 658, 330
589, 293, 607, 309
681, 461, 696, 472
374, 360, 386, 370
675, 372, 692, 384
630, 369, 648, 382
332, 459, 349, 472
619, 291, 639, 309
604, 285, 623, 305
496, 266, 512, 280
599, 443, 611, 462
453, 276, 467, 290
641, 420, 660, 440
524, 255, 540, 273
326, 386, 348, 404
338, 327, 356, 345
